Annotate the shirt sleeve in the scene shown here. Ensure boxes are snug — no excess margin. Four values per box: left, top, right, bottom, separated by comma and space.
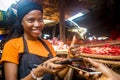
1, 40, 19, 64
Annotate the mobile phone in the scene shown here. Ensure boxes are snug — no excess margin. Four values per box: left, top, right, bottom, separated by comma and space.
68, 64, 102, 75
55, 58, 83, 64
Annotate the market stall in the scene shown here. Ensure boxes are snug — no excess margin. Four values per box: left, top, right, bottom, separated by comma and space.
77, 39, 120, 75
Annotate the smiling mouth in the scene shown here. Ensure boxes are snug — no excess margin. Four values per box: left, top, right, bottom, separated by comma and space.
32, 30, 41, 34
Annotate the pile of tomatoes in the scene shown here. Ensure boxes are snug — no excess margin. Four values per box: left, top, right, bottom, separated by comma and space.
80, 44, 120, 56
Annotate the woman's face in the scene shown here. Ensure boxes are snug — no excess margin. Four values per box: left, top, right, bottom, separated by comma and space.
22, 10, 44, 40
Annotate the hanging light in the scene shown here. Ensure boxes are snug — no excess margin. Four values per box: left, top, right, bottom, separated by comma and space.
68, 12, 84, 21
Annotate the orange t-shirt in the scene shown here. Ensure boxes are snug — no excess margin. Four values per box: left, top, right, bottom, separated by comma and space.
1, 37, 56, 64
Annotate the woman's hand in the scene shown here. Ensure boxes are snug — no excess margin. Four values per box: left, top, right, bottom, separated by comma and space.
79, 58, 120, 80
68, 35, 81, 58
39, 57, 67, 75
22, 57, 68, 80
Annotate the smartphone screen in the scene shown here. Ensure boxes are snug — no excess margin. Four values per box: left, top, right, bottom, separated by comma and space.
68, 64, 102, 75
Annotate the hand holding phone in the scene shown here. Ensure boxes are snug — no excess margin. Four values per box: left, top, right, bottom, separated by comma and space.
68, 64, 102, 75
55, 58, 102, 76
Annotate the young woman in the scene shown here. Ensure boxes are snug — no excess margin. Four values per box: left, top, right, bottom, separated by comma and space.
0, 1, 68, 80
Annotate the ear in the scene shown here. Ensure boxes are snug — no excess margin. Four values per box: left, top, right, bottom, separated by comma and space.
21, 20, 24, 26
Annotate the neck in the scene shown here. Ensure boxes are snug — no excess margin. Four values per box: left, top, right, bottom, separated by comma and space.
23, 35, 39, 41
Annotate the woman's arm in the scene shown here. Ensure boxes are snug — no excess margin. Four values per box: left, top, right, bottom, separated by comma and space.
4, 62, 18, 80
23, 57, 67, 80
4, 62, 41, 80
22, 65, 44, 80
4, 57, 64, 80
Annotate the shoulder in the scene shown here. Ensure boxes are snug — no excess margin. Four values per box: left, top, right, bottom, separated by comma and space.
4, 37, 23, 47
1, 37, 23, 64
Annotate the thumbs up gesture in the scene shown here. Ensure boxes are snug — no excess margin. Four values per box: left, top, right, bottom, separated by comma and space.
68, 35, 80, 58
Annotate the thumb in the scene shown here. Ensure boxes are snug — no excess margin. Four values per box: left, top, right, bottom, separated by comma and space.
70, 35, 76, 47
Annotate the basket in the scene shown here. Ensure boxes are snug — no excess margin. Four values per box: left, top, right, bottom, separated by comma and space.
80, 53, 120, 66
80, 53, 120, 60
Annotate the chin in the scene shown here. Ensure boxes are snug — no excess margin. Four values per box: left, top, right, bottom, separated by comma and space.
31, 34, 39, 38
31, 33, 41, 39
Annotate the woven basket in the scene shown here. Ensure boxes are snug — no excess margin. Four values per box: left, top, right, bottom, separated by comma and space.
80, 55, 120, 74
80, 53, 120, 60
80, 53, 120, 66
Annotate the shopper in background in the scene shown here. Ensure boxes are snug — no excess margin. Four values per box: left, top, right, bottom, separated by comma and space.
0, 1, 68, 80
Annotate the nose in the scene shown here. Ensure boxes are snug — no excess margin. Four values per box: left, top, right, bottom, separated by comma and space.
34, 21, 40, 27
33, 21, 44, 30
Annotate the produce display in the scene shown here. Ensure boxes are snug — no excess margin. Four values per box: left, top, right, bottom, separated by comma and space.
79, 40, 120, 56
80, 44, 120, 56
48, 37, 69, 51
48, 37, 120, 57
79, 40, 120, 66
48, 37, 69, 58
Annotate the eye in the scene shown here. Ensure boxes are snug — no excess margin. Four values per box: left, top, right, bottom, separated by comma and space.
27, 18, 35, 23
38, 19, 43, 22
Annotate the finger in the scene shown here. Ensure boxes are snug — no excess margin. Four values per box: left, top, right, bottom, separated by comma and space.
87, 58, 99, 68
74, 53, 80, 57
70, 35, 76, 47
48, 57, 60, 62
52, 68, 63, 74
79, 70, 83, 75
79, 71, 89, 77
90, 74, 99, 79
96, 74, 102, 78
83, 72, 89, 78
53, 63, 67, 69
70, 44, 80, 50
